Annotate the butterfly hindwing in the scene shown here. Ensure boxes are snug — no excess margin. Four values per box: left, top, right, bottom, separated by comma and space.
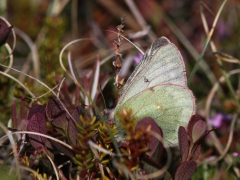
115, 84, 195, 146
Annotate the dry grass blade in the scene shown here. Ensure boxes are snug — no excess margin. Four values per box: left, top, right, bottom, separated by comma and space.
188, 0, 228, 85
14, 28, 40, 81
213, 52, 240, 65
91, 56, 100, 101
0, 64, 76, 123
46, 154, 59, 180
88, 140, 116, 156
0, 122, 21, 180
156, 6, 217, 85
124, 0, 156, 41
210, 114, 237, 164
0, 16, 16, 55
0, 131, 73, 150
2, 43, 13, 74
205, 69, 240, 177
0, 70, 36, 98
105, 30, 144, 55
96, 0, 142, 31
140, 130, 172, 179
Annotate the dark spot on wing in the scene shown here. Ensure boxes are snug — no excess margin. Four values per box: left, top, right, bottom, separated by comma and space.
144, 76, 149, 82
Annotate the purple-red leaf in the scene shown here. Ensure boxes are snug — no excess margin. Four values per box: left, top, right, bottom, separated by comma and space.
187, 114, 203, 142
67, 118, 78, 146
59, 80, 74, 110
28, 104, 45, 120
27, 113, 47, 150
194, 129, 215, 146
46, 98, 65, 120
192, 120, 206, 143
41, 140, 54, 169
191, 144, 201, 161
20, 97, 27, 121
18, 119, 29, 131
41, 140, 54, 168
50, 139, 75, 158
178, 126, 189, 162
136, 117, 163, 158
46, 98, 68, 133
71, 106, 84, 125
0, 18, 13, 47
174, 161, 197, 180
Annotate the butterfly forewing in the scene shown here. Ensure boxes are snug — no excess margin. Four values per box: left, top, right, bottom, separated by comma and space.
121, 37, 170, 93
118, 37, 187, 106
115, 84, 195, 146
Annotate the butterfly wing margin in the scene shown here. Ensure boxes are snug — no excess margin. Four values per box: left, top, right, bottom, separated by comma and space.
114, 84, 195, 146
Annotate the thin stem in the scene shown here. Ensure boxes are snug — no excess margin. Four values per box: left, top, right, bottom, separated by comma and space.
188, 0, 228, 85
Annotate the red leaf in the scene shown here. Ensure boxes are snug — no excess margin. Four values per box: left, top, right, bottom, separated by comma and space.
46, 98, 65, 120
67, 118, 78, 146
59, 80, 73, 110
136, 117, 163, 158
41, 140, 55, 169
192, 120, 206, 143
46, 98, 68, 133
178, 126, 189, 162
50, 139, 75, 158
194, 129, 215, 146
27, 113, 47, 150
28, 104, 45, 120
0, 18, 13, 47
71, 106, 84, 125
187, 114, 203, 142
174, 161, 197, 180
191, 144, 201, 161
18, 119, 29, 131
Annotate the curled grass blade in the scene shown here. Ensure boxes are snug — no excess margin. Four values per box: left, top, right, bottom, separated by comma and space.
14, 28, 40, 81
1, 43, 13, 74
0, 70, 36, 98
0, 64, 75, 123
0, 16, 16, 55
205, 69, 240, 177
200, 0, 240, 111
0, 131, 73, 150
60, 38, 121, 156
